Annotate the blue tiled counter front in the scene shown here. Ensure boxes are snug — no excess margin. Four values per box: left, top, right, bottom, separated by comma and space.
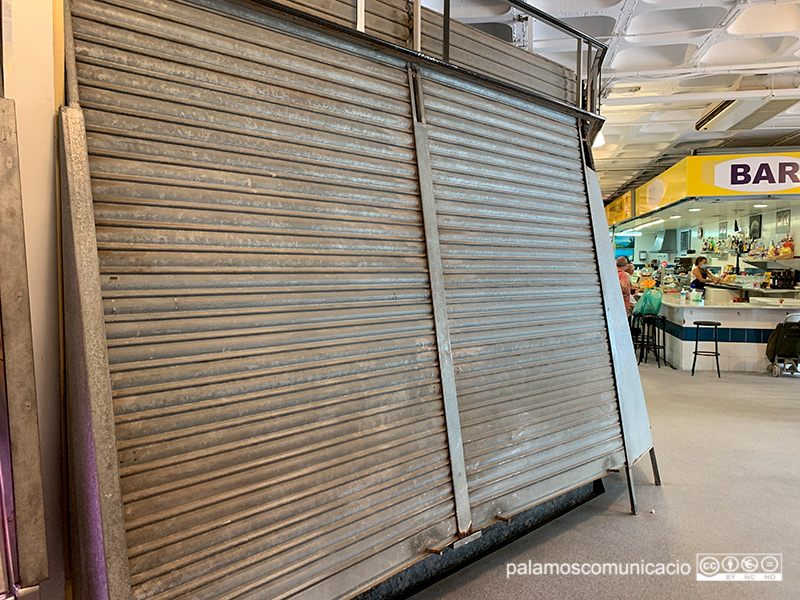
658, 296, 800, 372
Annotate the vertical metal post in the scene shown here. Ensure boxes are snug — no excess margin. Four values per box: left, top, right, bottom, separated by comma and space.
356, 0, 365, 32
0, 0, 11, 98
64, 0, 80, 107
407, 67, 471, 536
526, 16, 533, 53
625, 467, 638, 515
61, 105, 132, 600
586, 44, 593, 113
0, 505, 8, 595
413, 0, 422, 52
575, 39, 582, 110
0, 98, 49, 586
649, 447, 662, 486
591, 77, 596, 113
443, 0, 451, 62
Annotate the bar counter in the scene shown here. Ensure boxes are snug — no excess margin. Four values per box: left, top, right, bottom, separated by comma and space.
657, 295, 800, 372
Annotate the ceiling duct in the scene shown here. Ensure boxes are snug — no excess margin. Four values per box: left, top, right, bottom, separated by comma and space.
695, 98, 800, 132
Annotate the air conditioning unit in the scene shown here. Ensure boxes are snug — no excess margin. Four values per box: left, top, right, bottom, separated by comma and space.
695, 98, 799, 132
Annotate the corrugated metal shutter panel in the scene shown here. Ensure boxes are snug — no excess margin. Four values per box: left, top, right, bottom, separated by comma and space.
71, 0, 457, 598
417, 67, 625, 529
420, 9, 577, 105
267, 0, 410, 46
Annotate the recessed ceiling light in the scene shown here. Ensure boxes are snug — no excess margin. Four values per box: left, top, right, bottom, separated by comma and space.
670, 215, 681, 219
633, 219, 666, 231
688, 208, 701, 212
753, 204, 767, 208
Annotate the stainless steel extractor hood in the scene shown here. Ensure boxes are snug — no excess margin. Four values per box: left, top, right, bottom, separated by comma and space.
652, 229, 677, 253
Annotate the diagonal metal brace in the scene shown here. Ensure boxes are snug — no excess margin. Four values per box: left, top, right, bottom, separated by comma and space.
408, 66, 472, 536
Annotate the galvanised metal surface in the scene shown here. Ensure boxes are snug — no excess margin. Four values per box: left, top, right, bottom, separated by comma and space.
244, 0, 577, 106
0, 98, 49, 587
583, 164, 654, 468
408, 68, 471, 537
63, 0, 650, 598
417, 66, 626, 530
60, 104, 132, 600
71, 0, 458, 598
267, 0, 411, 46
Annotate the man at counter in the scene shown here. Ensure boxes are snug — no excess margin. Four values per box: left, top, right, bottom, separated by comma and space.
690, 256, 721, 290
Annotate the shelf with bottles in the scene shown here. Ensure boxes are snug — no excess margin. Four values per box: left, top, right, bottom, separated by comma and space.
700, 237, 729, 255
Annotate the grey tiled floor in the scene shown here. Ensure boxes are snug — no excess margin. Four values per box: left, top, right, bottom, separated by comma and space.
411, 363, 800, 600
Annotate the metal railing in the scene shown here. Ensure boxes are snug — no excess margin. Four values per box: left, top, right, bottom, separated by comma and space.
506, 0, 606, 114
352, 0, 607, 116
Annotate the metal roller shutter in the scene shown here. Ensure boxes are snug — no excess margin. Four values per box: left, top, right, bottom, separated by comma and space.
267, 0, 410, 46
63, 1, 653, 598
416, 67, 626, 529
70, 0, 458, 598
419, 8, 577, 105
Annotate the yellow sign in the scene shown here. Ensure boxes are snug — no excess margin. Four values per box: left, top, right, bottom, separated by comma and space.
631, 152, 800, 221
605, 191, 632, 225
635, 159, 688, 215
687, 152, 800, 196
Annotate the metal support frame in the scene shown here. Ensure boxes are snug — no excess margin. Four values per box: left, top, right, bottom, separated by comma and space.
412, 0, 421, 52
61, 6, 131, 598
408, 66, 471, 536
649, 447, 662, 486
428, 0, 606, 111
13, 584, 40, 600
442, 0, 451, 63
243, 0, 604, 123
624, 466, 637, 515
0, 98, 49, 587
575, 39, 582, 108
356, 0, 365, 32
526, 16, 533, 53
0, 0, 6, 98
0, 513, 8, 595
64, 0, 80, 107
504, 0, 606, 114
60, 101, 132, 600
585, 43, 592, 113
580, 138, 661, 515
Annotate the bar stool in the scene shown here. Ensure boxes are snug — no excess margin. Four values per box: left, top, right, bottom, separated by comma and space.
638, 315, 666, 367
630, 314, 642, 353
691, 320, 721, 378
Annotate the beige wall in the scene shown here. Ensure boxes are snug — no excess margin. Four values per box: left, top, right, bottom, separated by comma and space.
4, 0, 65, 598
